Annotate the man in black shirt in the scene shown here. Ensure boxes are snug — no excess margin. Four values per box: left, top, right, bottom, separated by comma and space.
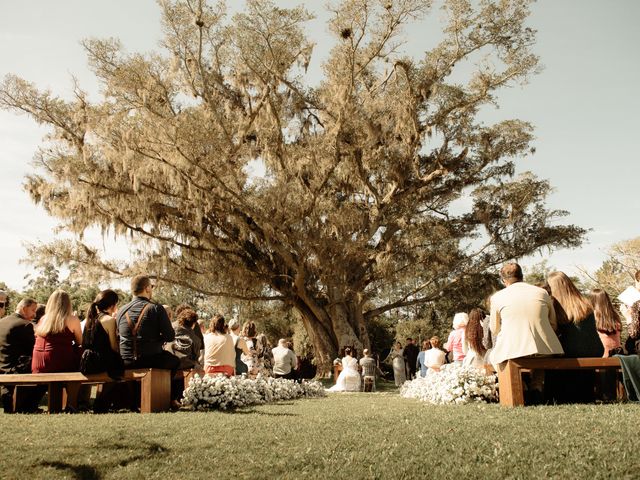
117, 275, 179, 370
403, 337, 419, 380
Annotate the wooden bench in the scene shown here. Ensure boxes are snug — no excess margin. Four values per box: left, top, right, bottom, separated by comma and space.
0, 368, 172, 413
496, 357, 622, 407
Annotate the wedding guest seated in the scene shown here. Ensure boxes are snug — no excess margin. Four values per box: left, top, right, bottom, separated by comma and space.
175, 303, 205, 362
228, 320, 251, 375
328, 347, 360, 392
0, 297, 44, 412
272, 338, 297, 380
80, 290, 126, 412
32, 290, 83, 410
80, 289, 124, 377
203, 315, 235, 377
591, 289, 622, 357
462, 308, 488, 370
444, 313, 468, 364
424, 336, 446, 372
545, 271, 603, 404
359, 349, 378, 391
623, 270, 640, 354
416, 339, 431, 378
163, 305, 174, 322
590, 288, 622, 400
488, 263, 563, 404
117, 275, 181, 409
34, 304, 46, 324
0, 290, 8, 319
166, 308, 203, 370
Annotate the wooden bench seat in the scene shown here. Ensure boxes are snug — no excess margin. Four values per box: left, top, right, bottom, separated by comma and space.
497, 356, 621, 407
0, 369, 172, 413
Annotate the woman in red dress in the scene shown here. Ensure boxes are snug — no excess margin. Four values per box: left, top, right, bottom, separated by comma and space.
32, 290, 83, 410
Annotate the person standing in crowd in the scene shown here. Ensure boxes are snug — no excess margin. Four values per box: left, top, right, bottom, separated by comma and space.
462, 308, 488, 370
424, 336, 446, 372
0, 297, 43, 412
32, 290, 83, 411
488, 263, 563, 405
241, 321, 259, 376
416, 339, 431, 378
228, 319, 251, 375
403, 337, 419, 380
272, 338, 297, 380
386, 341, 406, 386
253, 333, 273, 377
203, 314, 235, 377
445, 313, 468, 364
117, 275, 181, 408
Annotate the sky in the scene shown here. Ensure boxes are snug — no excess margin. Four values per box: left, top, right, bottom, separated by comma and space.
0, 0, 639, 291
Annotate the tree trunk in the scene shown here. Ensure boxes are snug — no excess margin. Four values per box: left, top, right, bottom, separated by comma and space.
292, 291, 371, 378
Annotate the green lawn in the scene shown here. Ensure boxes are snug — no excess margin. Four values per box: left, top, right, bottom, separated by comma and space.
1, 384, 638, 479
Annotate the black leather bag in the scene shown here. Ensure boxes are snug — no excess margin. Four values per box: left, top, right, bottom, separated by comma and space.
79, 348, 103, 375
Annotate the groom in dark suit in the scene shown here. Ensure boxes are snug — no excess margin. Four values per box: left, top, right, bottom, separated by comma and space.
403, 338, 419, 380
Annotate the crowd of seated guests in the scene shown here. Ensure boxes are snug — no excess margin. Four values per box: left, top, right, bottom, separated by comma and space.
2, 265, 640, 411
437, 264, 640, 404
0, 273, 277, 413
391, 264, 639, 405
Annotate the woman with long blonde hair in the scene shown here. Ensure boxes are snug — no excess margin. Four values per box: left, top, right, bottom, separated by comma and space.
546, 272, 603, 357
546, 272, 603, 403
32, 290, 83, 410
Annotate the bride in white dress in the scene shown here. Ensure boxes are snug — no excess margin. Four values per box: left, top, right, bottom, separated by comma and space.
328, 348, 361, 392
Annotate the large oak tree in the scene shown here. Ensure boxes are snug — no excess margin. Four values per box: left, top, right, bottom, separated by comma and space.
1, 0, 585, 372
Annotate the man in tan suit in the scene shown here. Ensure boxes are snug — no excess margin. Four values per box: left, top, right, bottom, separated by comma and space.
488, 263, 563, 402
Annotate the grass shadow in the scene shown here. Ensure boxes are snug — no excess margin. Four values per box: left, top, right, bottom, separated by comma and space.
38, 461, 100, 480
38, 439, 171, 477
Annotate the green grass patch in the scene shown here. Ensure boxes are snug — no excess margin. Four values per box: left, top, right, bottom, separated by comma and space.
1, 387, 638, 479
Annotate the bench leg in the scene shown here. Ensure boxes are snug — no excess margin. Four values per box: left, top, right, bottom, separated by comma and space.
498, 361, 525, 407
140, 369, 171, 413
48, 383, 65, 413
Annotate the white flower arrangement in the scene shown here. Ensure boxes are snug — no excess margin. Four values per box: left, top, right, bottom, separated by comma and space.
181, 374, 326, 411
400, 364, 498, 405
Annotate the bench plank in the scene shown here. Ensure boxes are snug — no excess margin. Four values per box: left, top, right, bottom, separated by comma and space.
510, 357, 621, 370
0, 369, 172, 413
498, 357, 622, 407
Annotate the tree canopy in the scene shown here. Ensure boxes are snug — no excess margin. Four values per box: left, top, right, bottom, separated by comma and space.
0, 0, 585, 371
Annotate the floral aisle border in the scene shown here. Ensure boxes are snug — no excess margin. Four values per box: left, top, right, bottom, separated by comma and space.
400, 364, 498, 405
182, 374, 326, 411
